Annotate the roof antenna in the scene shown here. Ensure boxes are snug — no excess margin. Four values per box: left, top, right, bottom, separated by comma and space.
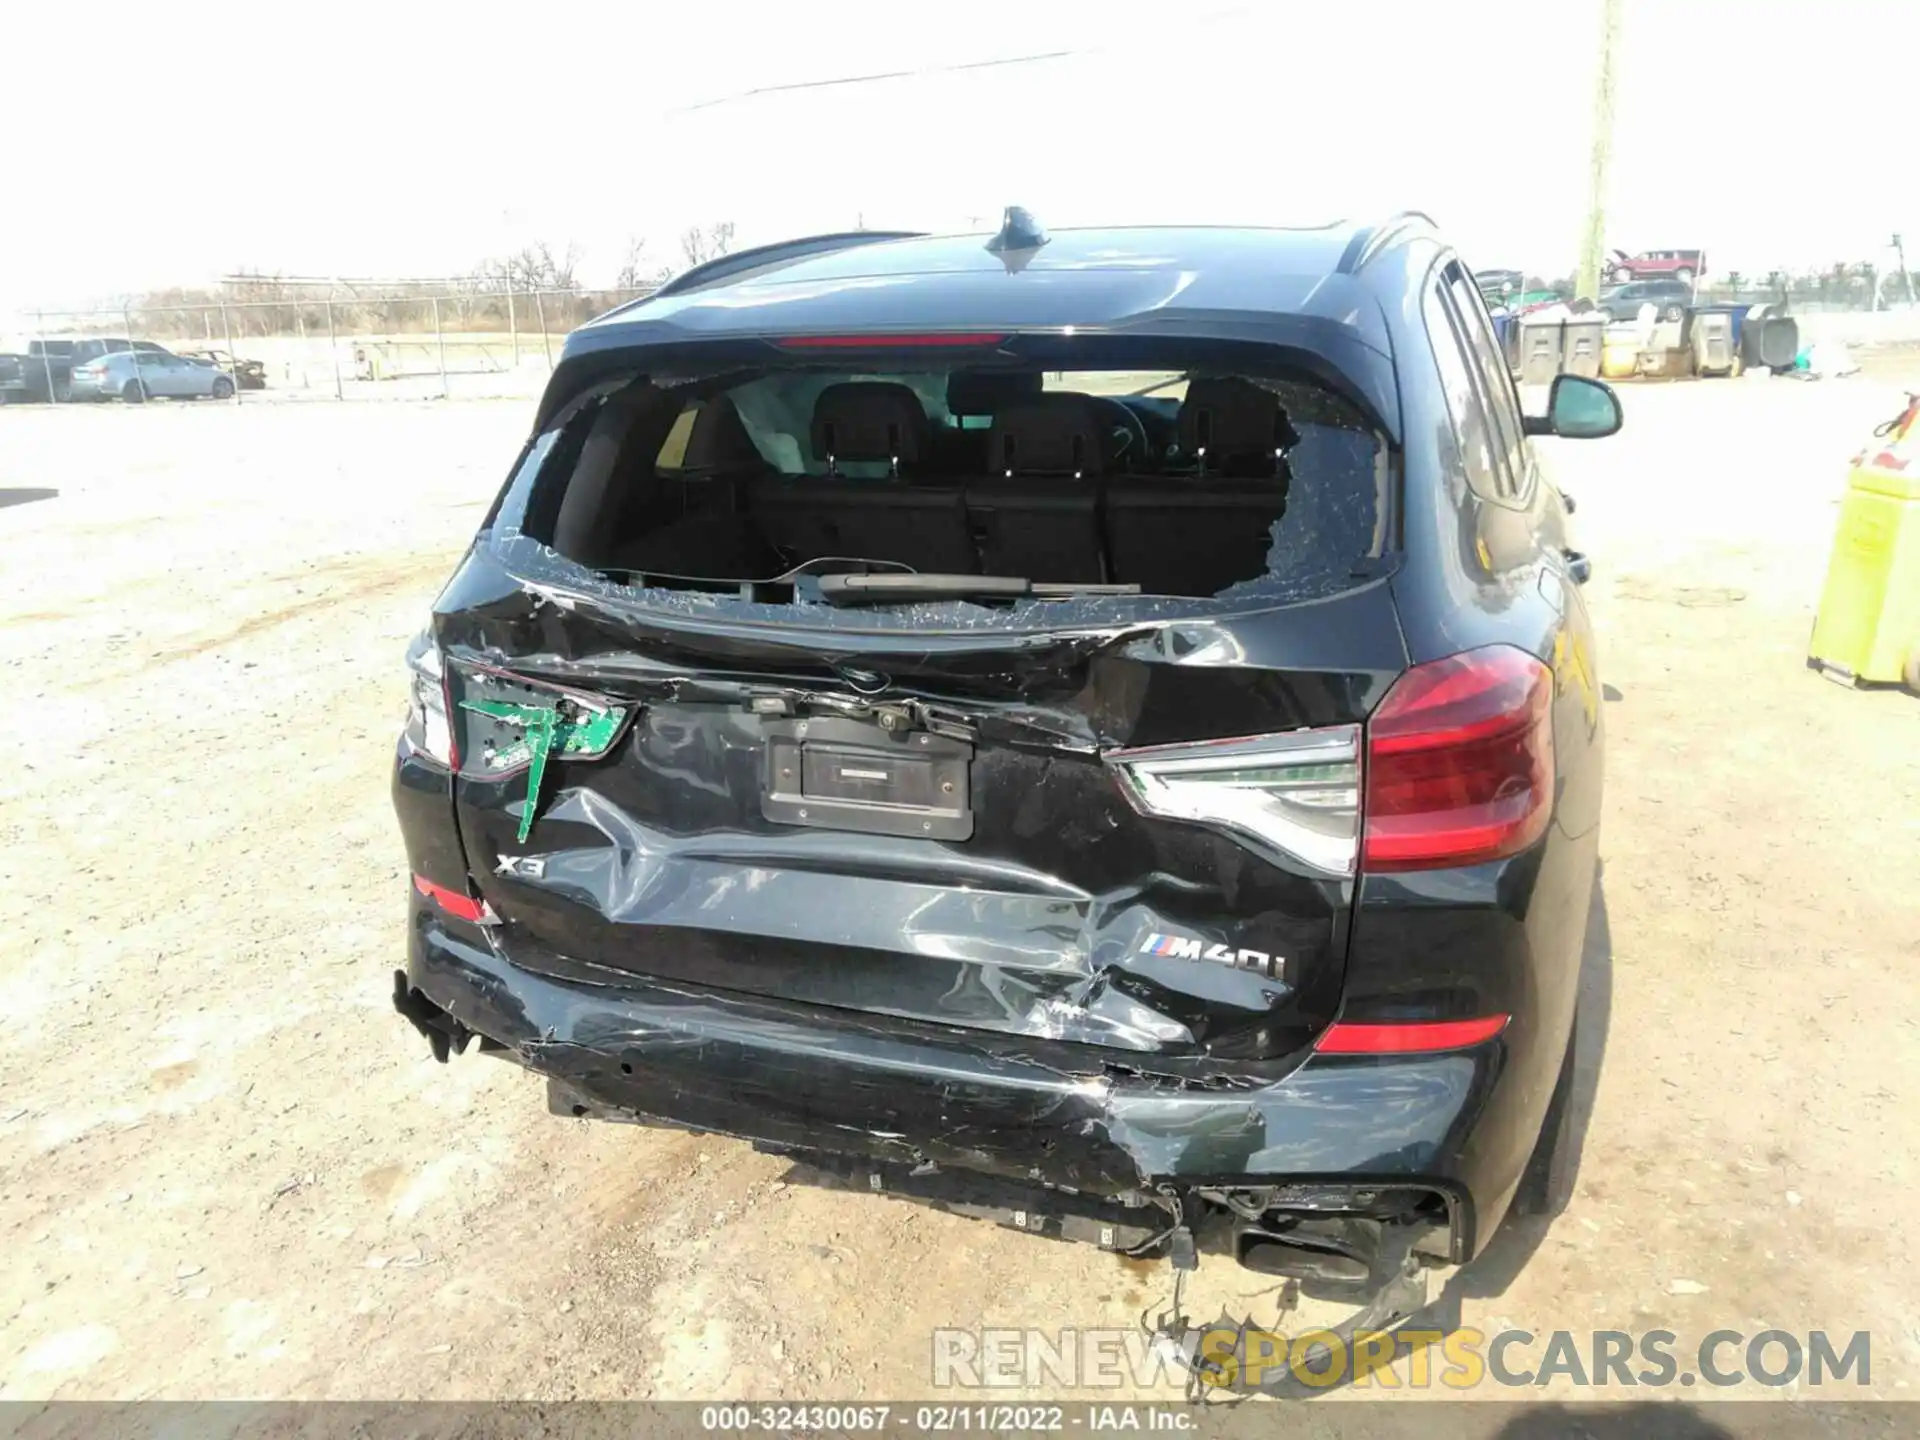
985, 206, 1049, 272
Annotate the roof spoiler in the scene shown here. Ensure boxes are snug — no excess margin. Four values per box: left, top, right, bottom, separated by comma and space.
650, 230, 925, 301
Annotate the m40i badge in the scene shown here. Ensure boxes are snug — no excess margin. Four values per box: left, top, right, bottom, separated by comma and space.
1140, 930, 1285, 979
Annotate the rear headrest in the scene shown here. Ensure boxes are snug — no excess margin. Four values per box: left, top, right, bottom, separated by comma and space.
946, 370, 1043, 416
987, 394, 1114, 477
810, 382, 930, 469
680, 396, 764, 471
1177, 378, 1297, 475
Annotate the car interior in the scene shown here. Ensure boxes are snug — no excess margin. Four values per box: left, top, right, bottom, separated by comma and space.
540, 369, 1368, 599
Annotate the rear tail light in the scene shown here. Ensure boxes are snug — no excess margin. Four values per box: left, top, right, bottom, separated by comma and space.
1315, 1014, 1509, 1054
1105, 647, 1551, 878
1363, 645, 1554, 871
452, 667, 632, 842
1110, 728, 1362, 875
402, 634, 457, 767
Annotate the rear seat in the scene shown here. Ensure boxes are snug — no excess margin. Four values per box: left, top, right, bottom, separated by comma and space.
1103, 378, 1291, 596
749, 382, 976, 573
940, 370, 1043, 473
604, 394, 772, 577
966, 394, 1115, 582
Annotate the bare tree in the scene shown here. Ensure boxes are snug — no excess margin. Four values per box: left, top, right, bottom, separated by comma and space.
614, 236, 670, 291
477, 240, 582, 295
679, 221, 737, 268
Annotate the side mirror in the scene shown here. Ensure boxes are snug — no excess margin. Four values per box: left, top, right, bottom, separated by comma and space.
1524, 374, 1623, 439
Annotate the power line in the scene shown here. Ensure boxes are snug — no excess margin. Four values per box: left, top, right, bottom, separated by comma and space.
666, 9, 1248, 115
673, 47, 1083, 113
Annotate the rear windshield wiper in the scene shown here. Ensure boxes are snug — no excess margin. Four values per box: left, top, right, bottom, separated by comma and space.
815, 573, 1141, 606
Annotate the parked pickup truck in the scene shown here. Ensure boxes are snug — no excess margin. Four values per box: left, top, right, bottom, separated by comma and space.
7, 338, 174, 401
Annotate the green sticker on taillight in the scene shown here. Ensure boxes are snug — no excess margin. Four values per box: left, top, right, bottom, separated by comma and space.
457, 676, 628, 842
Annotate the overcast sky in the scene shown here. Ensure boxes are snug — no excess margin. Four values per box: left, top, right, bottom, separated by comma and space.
4, 0, 1914, 313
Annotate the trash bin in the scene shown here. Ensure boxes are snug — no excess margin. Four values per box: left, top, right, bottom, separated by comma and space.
1741, 313, 1799, 371
1562, 316, 1605, 378
1518, 317, 1563, 386
1601, 339, 1640, 378
1809, 397, 1920, 691
1690, 312, 1736, 376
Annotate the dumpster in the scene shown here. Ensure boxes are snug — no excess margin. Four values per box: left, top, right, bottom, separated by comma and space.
1691, 312, 1737, 376
1562, 316, 1605, 378
1808, 394, 1920, 691
1685, 302, 1745, 350
1518, 317, 1563, 385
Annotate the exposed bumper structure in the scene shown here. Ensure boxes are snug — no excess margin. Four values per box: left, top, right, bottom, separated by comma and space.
398, 909, 1513, 1267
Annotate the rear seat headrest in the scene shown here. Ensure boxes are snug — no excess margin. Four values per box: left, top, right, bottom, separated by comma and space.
681, 395, 764, 471
1177, 378, 1298, 474
987, 393, 1120, 477
810, 382, 930, 471
946, 370, 1043, 416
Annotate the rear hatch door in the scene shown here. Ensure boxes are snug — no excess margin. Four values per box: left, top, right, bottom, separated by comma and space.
440, 575, 1407, 1063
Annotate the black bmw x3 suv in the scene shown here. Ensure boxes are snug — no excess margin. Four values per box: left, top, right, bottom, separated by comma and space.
392, 210, 1619, 1331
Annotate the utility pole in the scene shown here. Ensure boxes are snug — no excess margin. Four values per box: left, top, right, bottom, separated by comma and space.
1576, 0, 1622, 302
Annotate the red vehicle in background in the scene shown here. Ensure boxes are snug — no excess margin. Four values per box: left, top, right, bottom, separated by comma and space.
1609, 248, 1705, 285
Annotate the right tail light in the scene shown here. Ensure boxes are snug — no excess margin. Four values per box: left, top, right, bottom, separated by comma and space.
1363, 645, 1554, 872
402, 633, 457, 768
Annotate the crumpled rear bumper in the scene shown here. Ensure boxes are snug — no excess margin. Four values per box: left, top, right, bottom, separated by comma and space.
400, 912, 1507, 1261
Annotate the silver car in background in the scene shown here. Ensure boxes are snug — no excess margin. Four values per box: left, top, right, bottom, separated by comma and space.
67, 351, 236, 403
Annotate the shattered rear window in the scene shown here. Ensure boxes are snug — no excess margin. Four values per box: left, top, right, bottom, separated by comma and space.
487, 357, 1391, 633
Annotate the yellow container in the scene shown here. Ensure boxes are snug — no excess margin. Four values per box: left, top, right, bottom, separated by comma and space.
1809, 403, 1920, 688
1601, 342, 1639, 379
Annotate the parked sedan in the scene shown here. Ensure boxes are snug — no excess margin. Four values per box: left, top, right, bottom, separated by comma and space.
68, 350, 236, 402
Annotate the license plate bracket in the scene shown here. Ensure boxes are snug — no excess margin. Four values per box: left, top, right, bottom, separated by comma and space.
762, 716, 973, 841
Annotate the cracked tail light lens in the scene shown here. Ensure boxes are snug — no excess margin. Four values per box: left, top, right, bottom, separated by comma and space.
455, 670, 629, 775
1363, 645, 1554, 872
402, 635, 457, 767
1111, 728, 1362, 876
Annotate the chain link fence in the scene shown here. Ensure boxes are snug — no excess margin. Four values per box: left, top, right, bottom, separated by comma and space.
3, 281, 660, 404
8, 261, 1919, 409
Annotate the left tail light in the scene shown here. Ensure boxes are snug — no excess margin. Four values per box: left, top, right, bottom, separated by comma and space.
402, 633, 457, 767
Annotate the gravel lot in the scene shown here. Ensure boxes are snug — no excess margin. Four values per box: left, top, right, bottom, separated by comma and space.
2, 372, 1917, 1405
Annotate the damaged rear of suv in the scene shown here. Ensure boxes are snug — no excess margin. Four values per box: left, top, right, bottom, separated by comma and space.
392, 214, 1615, 1342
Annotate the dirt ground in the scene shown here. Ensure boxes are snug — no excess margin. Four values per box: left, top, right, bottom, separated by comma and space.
1, 368, 1917, 1406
